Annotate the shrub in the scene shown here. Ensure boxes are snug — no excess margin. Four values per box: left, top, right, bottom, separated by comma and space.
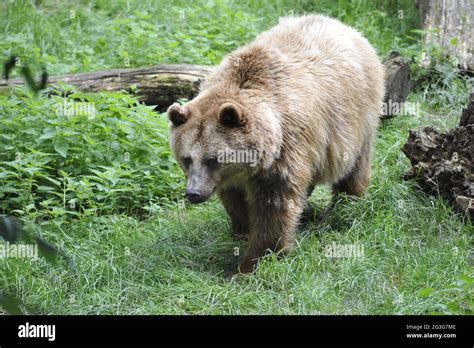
0, 86, 183, 221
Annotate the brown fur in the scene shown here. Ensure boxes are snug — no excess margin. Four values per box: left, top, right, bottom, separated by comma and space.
168, 15, 385, 273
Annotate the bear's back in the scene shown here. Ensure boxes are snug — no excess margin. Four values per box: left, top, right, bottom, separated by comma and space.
256, 15, 376, 69
250, 15, 384, 184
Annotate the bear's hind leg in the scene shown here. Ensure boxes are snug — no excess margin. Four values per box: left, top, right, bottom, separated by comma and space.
301, 182, 317, 223
332, 140, 373, 197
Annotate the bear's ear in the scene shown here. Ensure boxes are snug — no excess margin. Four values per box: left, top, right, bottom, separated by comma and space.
218, 103, 245, 128
167, 104, 189, 127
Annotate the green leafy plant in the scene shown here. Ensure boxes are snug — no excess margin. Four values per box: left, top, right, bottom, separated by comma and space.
419, 274, 474, 314
0, 86, 183, 222
401, 29, 473, 114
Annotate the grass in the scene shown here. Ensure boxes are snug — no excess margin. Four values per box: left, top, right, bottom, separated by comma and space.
3, 110, 471, 315
0, 0, 472, 315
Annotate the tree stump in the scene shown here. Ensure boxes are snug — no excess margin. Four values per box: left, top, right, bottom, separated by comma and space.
382, 51, 412, 118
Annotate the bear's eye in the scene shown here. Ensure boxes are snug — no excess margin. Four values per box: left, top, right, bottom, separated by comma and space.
204, 157, 218, 170
182, 157, 192, 168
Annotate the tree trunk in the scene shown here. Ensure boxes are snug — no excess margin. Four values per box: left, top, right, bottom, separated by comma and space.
416, 0, 474, 71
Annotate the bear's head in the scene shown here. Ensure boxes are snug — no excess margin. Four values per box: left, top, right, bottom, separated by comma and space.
167, 90, 282, 204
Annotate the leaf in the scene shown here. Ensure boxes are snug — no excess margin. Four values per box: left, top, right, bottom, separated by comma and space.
54, 140, 69, 158
0, 186, 19, 192
447, 301, 460, 313
44, 176, 62, 186
25, 204, 35, 211
459, 274, 474, 285
36, 185, 55, 191
0, 171, 14, 178
39, 130, 56, 140
419, 287, 435, 298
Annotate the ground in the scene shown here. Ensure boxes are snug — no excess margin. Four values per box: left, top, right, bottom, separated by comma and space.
0, 0, 472, 315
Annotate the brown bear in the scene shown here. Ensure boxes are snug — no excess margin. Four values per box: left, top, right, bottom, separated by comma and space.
167, 14, 385, 274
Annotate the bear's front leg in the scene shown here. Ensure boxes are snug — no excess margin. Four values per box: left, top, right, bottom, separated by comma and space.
218, 188, 249, 240
238, 186, 304, 273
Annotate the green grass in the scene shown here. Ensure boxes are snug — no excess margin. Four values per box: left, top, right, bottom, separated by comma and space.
0, 0, 472, 315
2, 109, 472, 315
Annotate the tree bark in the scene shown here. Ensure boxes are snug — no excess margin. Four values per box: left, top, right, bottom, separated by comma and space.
416, 0, 474, 71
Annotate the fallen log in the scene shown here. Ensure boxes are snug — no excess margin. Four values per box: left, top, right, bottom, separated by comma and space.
0, 64, 212, 112
0, 53, 411, 114
402, 94, 474, 218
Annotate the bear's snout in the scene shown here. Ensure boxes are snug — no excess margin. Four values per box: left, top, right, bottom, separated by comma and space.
185, 188, 210, 204
186, 169, 214, 204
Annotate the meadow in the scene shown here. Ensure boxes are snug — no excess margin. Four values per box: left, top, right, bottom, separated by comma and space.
0, 0, 472, 314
